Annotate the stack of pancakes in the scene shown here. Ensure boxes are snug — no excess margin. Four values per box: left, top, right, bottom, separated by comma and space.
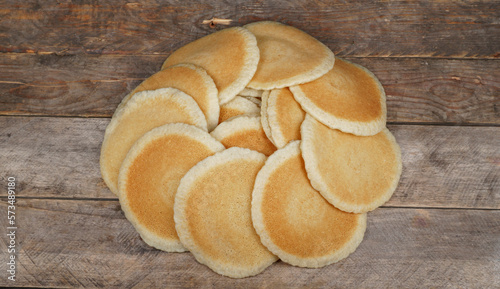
100, 21, 402, 278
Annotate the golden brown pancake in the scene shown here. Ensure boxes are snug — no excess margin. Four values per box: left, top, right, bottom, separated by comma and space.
116, 64, 219, 131
211, 115, 277, 156
118, 123, 224, 252
300, 115, 402, 213
290, 57, 387, 136
174, 147, 278, 278
267, 87, 306, 148
218, 96, 260, 124
244, 21, 335, 90
252, 140, 366, 267
100, 88, 207, 195
161, 27, 259, 105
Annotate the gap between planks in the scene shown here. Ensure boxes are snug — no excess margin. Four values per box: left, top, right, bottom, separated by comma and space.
1, 197, 499, 212
0, 115, 499, 128
2, 51, 500, 60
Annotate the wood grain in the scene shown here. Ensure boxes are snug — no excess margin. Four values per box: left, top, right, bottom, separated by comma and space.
0, 116, 498, 209
0, 199, 498, 288
1, 54, 499, 124
1, 0, 499, 58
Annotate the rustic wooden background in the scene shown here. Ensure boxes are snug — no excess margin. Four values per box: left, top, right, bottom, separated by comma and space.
0, 0, 499, 288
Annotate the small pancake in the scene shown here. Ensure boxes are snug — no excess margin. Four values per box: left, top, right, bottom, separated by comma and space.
239, 87, 264, 97
174, 147, 278, 278
267, 87, 306, 148
118, 123, 225, 252
244, 21, 335, 90
290, 57, 387, 136
218, 96, 260, 124
211, 115, 277, 156
118, 64, 219, 131
161, 27, 259, 105
252, 140, 366, 268
100, 88, 207, 195
300, 115, 402, 213
260, 90, 277, 146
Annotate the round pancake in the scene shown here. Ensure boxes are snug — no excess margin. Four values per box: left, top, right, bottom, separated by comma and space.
290, 57, 387, 136
300, 115, 402, 213
260, 90, 277, 147
218, 96, 260, 124
100, 88, 207, 195
239, 87, 264, 97
174, 147, 278, 278
244, 21, 335, 90
211, 115, 277, 156
118, 123, 225, 252
267, 87, 306, 148
161, 27, 259, 105
116, 64, 219, 131
252, 140, 366, 268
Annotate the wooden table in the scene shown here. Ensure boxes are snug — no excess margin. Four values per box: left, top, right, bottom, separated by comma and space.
1, 1, 499, 288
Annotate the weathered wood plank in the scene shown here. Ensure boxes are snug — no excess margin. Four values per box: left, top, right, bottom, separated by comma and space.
0, 199, 498, 288
0, 0, 499, 58
0, 117, 112, 199
0, 116, 498, 209
1, 54, 499, 124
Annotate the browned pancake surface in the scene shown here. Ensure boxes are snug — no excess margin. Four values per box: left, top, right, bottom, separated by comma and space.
245, 21, 334, 89
125, 135, 215, 239
297, 58, 383, 122
300, 115, 402, 213
161, 27, 259, 104
262, 153, 359, 257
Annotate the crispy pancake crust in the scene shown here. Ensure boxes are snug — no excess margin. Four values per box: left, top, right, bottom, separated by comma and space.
161, 27, 259, 105
290, 57, 387, 136
218, 96, 260, 124
244, 21, 335, 90
241, 96, 262, 107
174, 147, 278, 278
239, 87, 264, 97
118, 123, 224, 252
100, 88, 207, 195
260, 90, 277, 146
211, 115, 277, 156
252, 141, 366, 267
300, 115, 402, 213
116, 64, 219, 131
267, 87, 305, 148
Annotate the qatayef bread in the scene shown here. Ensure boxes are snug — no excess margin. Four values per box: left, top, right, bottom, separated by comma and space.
252, 141, 366, 268
211, 115, 277, 156
99, 20, 403, 278
100, 88, 207, 195
174, 147, 278, 278
266, 87, 306, 148
300, 115, 402, 213
290, 57, 387, 136
161, 27, 260, 105
117, 64, 219, 131
244, 21, 335, 90
118, 123, 225, 252
218, 96, 260, 123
